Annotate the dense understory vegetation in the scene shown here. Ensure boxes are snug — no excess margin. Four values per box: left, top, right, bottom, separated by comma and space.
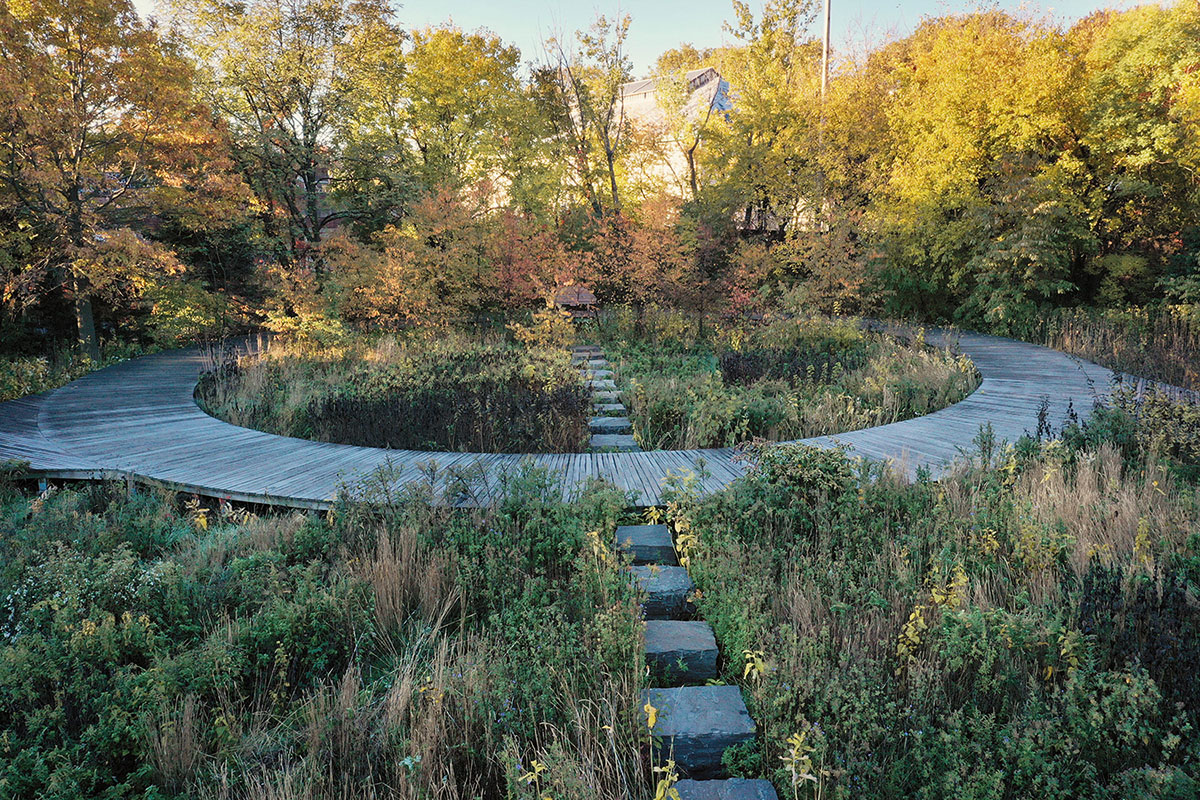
662, 390, 1200, 799
0, 461, 647, 799
595, 311, 979, 450
3, 326, 1199, 798
197, 334, 591, 453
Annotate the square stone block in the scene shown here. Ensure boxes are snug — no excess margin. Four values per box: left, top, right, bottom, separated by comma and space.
675, 779, 779, 800
642, 686, 755, 778
645, 620, 718, 684
632, 565, 693, 618
614, 524, 676, 564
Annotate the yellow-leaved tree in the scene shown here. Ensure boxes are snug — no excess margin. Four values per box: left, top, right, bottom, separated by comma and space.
0, 0, 244, 356
869, 11, 1091, 329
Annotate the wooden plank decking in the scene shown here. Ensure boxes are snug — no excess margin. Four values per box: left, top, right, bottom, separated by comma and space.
0, 331, 1116, 508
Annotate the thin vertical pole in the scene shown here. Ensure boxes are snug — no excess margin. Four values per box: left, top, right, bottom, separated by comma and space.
817, 0, 831, 229
818, 0, 831, 139
821, 0, 831, 101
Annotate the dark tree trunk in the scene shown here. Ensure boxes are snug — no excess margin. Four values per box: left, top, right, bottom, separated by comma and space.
73, 278, 99, 361
605, 147, 621, 214
68, 186, 99, 360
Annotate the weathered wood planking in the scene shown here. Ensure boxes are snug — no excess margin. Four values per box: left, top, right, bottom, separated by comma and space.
0, 330, 1117, 508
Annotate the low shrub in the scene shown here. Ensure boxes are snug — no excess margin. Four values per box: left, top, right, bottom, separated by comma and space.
1061, 385, 1200, 482
0, 341, 154, 402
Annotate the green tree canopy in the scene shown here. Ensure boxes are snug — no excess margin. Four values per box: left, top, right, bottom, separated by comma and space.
169, 0, 404, 263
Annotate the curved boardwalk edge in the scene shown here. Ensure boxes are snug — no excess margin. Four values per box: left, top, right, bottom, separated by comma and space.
0, 331, 1116, 508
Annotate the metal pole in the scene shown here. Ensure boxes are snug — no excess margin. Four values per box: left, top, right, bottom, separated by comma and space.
821, 0, 831, 102
817, 0, 831, 229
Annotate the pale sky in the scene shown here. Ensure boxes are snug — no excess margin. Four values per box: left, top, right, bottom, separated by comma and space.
135, 0, 1146, 77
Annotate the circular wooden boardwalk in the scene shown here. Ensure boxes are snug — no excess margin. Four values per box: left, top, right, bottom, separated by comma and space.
0, 331, 1114, 508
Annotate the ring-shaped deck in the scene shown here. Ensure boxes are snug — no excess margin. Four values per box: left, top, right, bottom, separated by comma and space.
0, 330, 1116, 508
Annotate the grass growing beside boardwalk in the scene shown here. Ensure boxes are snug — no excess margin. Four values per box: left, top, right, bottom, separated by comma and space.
662, 407, 1200, 799
197, 333, 591, 453
0, 340, 156, 402
0, 461, 648, 799
594, 312, 979, 451
1015, 305, 1200, 393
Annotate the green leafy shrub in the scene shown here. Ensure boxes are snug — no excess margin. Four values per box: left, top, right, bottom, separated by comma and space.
1061, 385, 1200, 482
0, 466, 646, 799
672, 424, 1200, 799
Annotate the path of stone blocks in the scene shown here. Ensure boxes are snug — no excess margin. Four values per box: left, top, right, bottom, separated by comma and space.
574, 345, 777, 798
572, 345, 640, 452
617, 522, 778, 799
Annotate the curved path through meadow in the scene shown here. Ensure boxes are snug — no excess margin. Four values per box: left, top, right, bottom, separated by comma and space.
0, 330, 1115, 508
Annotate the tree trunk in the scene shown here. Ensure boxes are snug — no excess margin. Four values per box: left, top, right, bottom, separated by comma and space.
73, 275, 100, 361
605, 147, 621, 214
686, 145, 699, 200
304, 166, 321, 241
67, 186, 99, 360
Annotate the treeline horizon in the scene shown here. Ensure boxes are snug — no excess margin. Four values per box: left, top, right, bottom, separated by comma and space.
1, 0, 1197, 357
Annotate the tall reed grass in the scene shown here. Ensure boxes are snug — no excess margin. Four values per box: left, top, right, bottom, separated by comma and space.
197, 333, 590, 453
604, 314, 979, 450
1018, 304, 1200, 391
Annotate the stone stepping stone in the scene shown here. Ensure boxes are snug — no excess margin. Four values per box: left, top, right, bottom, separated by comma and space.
593, 403, 627, 415
592, 390, 622, 403
590, 433, 640, 452
675, 779, 779, 800
590, 416, 632, 434
587, 378, 617, 391
614, 524, 676, 564
632, 565, 693, 618
581, 369, 615, 379
587, 358, 609, 369
641, 686, 755, 778
571, 346, 603, 357
645, 620, 718, 684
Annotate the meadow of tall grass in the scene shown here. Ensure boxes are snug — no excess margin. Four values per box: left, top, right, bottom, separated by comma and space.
659, 405, 1200, 799
591, 310, 979, 450
0, 460, 650, 799
197, 333, 590, 453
